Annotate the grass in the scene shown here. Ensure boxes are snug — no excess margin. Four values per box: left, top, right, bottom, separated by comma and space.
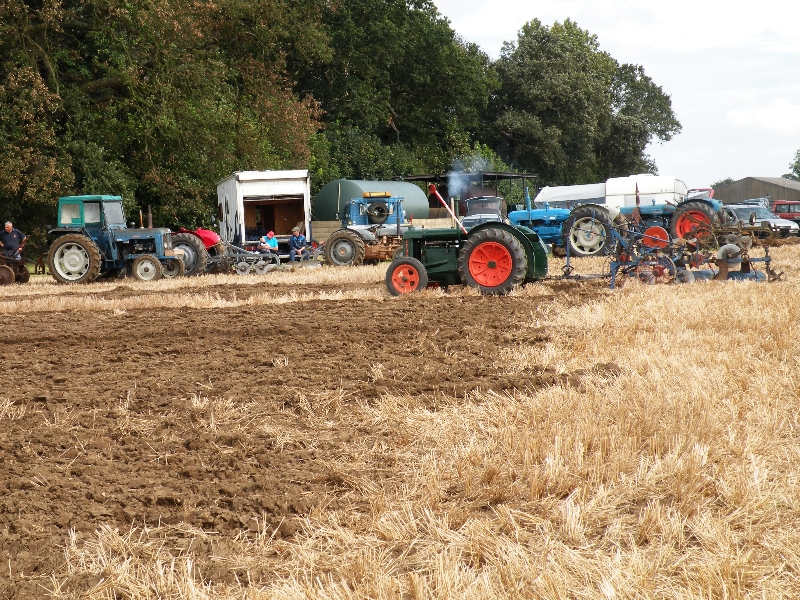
16, 245, 800, 598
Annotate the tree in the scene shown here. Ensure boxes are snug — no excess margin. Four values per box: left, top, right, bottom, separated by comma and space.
711, 177, 735, 189
293, 0, 497, 180
783, 150, 800, 181
0, 0, 327, 233
492, 19, 680, 185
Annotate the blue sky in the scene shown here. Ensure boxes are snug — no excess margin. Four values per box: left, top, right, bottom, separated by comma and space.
433, 0, 800, 188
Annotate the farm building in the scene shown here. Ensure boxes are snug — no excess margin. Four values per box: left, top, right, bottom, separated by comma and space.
713, 177, 800, 203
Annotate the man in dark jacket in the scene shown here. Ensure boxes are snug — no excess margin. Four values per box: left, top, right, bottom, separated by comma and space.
289, 226, 309, 261
0, 222, 26, 260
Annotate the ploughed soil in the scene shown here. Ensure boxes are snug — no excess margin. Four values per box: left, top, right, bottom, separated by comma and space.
0, 275, 607, 597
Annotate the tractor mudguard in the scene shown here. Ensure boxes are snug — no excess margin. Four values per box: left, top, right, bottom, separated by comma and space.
344, 227, 377, 242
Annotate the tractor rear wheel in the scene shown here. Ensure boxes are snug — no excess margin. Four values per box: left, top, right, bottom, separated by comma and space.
161, 258, 185, 278
669, 201, 717, 242
324, 229, 366, 266
386, 257, 428, 295
0, 265, 15, 285
131, 255, 163, 281
171, 232, 209, 276
48, 234, 102, 284
457, 227, 527, 295
563, 206, 615, 257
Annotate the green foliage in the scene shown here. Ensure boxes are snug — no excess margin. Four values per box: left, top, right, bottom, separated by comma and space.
711, 177, 735, 188
0, 0, 326, 232
783, 150, 800, 181
297, 0, 497, 180
493, 19, 680, 186
0, 1, 681, 236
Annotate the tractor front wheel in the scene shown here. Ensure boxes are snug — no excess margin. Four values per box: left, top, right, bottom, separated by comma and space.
131, 255, 163, 281
458, 227, 527, 295
324, 229, 366, 266
386, 257, 428, 295
48, 234, 102, 284
161, 258, 185, 278
171, 232, 209, 276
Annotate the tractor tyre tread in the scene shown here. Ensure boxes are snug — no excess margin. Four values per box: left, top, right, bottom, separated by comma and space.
47, 233, 102, 284
457, 227, 527, 295
171, 232, 209, 276
562, 205, 615, 257
669, 200, 718, 240
131, 254, 163, 281
324, 229, 366, 266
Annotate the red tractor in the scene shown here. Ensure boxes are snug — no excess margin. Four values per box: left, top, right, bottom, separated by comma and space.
171, 228, 280, 276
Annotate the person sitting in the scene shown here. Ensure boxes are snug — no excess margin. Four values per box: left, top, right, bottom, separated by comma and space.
289, 226, 309, 261
258, 231, 279, 254
0, 222, 26, 261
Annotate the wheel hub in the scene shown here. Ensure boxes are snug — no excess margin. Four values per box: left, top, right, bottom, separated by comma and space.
62, 247, 88, 271
334, 241, 354, 262
468, 241, 513, 286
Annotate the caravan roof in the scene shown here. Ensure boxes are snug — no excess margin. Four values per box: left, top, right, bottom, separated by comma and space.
534, 183, 606, 205
606, 174, 687, 196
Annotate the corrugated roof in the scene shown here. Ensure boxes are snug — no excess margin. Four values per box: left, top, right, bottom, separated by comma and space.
748, 177, 800, 191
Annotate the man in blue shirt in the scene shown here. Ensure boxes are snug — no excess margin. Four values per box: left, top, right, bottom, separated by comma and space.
289, 227, 309, 261
0, 222, 26, 260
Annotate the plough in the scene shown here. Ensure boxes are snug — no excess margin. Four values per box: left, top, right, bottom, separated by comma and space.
559, 216, 784, 288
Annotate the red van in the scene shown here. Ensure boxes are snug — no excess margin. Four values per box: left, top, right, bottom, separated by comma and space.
770, 200, 800, 223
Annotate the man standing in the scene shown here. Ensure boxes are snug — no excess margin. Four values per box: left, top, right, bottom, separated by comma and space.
0, 222, 26, 261
289, 226, 309, 261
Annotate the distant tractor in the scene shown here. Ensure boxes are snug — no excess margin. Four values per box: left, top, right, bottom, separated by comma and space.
47, 195, 184, 283
386, 222, 548, 296
324, 192, 408, 266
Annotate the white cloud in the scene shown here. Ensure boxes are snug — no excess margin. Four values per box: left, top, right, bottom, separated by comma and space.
432, 0, 800, 183
727, 100, 800, 134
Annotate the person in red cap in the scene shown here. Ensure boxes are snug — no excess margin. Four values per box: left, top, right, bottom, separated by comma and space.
258, 231, 278, 254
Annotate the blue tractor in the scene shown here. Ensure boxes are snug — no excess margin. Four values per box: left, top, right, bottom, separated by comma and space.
323, 192, 408, 266
47, 195, 184, 283
508, 176, 726, 257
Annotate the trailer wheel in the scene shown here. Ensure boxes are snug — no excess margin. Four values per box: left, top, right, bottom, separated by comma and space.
161, 258, 185, 278
458, 227, 527, 295
0, 265, 15, 285
669, 201, 717, 241
324, 229, 366, 266
48, 234, 102, 284
131, 255, 163, 281
386, 257, 428, 295
171, 232, 209, 276
563, 206, 615, 257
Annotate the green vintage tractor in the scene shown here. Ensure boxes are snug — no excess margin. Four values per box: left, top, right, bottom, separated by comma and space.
385, 222, 548, 296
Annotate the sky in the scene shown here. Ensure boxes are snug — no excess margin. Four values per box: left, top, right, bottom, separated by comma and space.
432, 0, 800, 189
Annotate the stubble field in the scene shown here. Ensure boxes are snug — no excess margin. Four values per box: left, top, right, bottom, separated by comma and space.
2, 245, 800, 599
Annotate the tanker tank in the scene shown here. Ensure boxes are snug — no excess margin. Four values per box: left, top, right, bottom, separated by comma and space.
313, 179, 430, 221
